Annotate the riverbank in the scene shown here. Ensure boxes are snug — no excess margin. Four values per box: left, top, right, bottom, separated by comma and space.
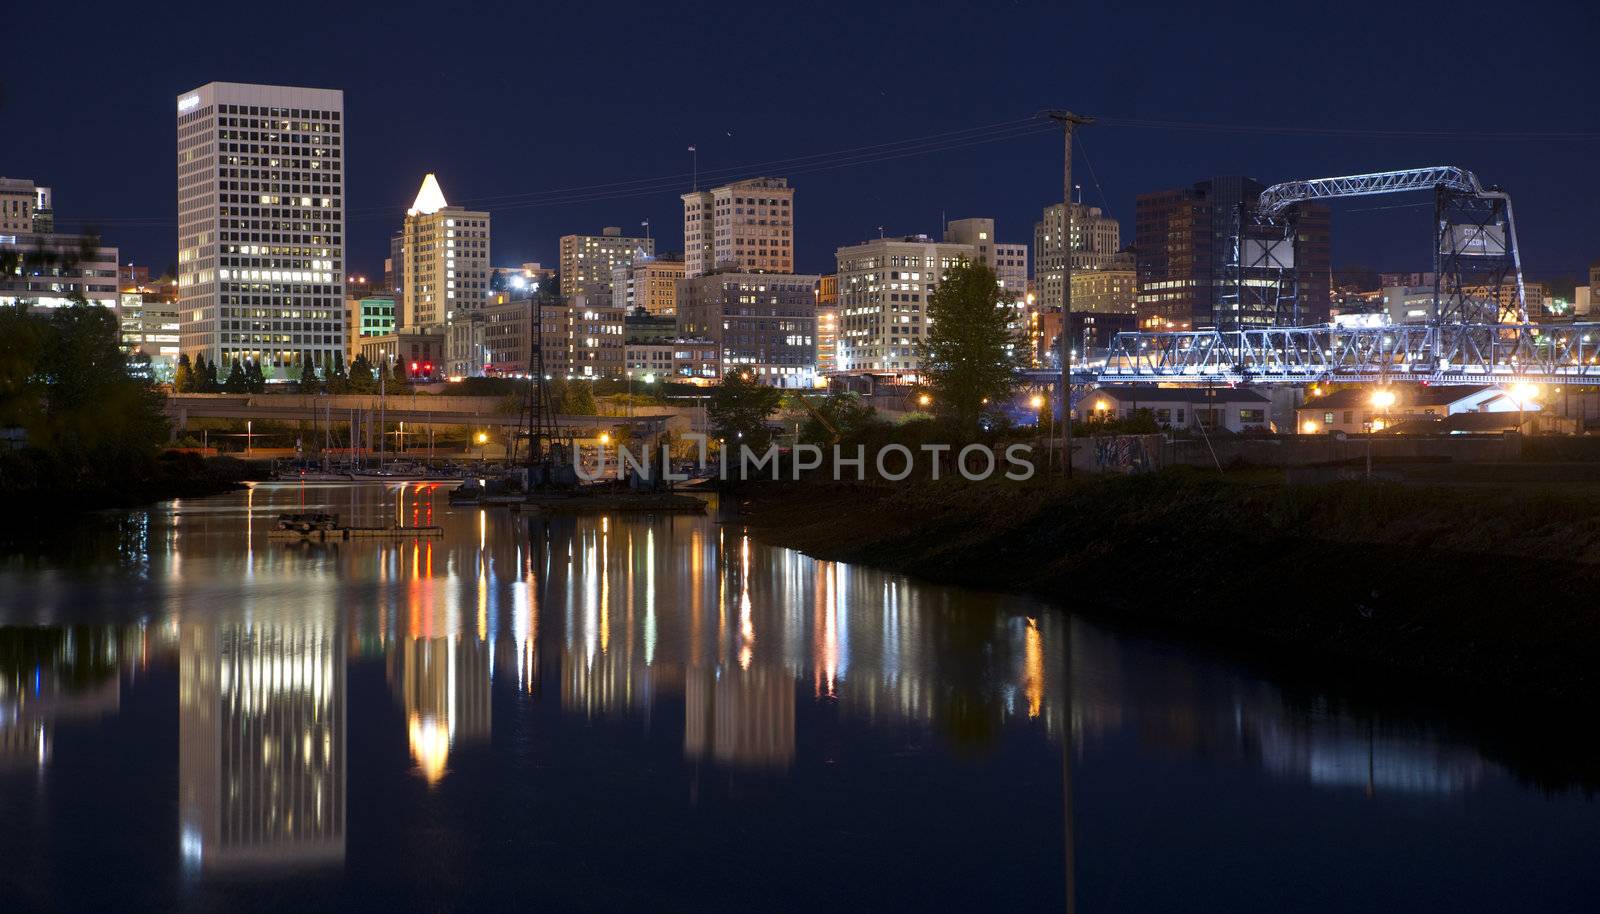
0, 449, 256, 514
734, 469, 1600, 703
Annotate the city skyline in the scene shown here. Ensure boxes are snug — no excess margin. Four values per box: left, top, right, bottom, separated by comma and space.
7, 0, 1595, 285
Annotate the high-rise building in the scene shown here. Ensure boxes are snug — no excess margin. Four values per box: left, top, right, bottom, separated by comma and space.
176, 82, 346, 375
834, 234, 973, 374
677, 269, 819, 386
944, 218, 1028, 301
681, 177, 794, 277
612, 252, 685, 315
559, 228, 651, 298
1135, 177, 1331, 330
1033, 202, 1121, 311
401, 173, 491, 376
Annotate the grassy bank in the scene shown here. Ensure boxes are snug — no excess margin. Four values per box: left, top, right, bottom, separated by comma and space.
0, 449, 254, 514
736, 469, 1600, 702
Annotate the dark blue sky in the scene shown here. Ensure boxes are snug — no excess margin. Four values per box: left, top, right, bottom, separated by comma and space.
9, 0, 1597, 284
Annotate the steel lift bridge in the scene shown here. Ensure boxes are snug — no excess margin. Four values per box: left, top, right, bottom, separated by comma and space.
1094, 165, 1599, 386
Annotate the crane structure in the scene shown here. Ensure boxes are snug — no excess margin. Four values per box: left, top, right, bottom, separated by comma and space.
1096, 164, 1552, 385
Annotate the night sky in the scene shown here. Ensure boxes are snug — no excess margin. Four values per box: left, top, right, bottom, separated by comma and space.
9, 0, 1596, 285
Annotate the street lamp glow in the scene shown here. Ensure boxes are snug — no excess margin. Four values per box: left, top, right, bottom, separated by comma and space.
1512, 382, 1540, 403
917, 393, 932, 407
1029, 394, 1045, 410
474, 431, 488, 445
1370, 389, 1396, 409
598, 432, 611, 445
1302, 419, 1320, 434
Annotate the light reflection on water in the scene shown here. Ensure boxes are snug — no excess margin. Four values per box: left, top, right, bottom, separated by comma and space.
0, 482, 1594, 912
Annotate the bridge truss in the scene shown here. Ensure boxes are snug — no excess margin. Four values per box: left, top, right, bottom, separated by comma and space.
1086, 164, 1540, 385
1096, 323, 1600, 385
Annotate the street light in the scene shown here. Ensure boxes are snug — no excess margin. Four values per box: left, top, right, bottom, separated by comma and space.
1302, 419, 1320, 434
918, 393, 932, 408
1512, 382, 1540, 431
1366, 389, 1395, 479
474, 430, 488, 464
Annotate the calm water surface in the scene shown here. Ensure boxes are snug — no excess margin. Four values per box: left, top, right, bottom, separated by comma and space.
0, 482, 1594, 912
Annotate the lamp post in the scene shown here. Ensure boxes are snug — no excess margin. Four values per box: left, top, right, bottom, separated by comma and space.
1368, 389, 1396, 479
475, 430, 489, 465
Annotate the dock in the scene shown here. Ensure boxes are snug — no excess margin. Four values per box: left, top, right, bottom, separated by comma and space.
268, 525, 444, 541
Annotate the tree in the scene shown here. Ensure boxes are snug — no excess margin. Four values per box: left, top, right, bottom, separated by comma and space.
327, 353, 350, 394
174, 353, 194, 393
708, 370, 782, 450
797, 391, 880, 444
562, 380, 597, 415
919, 262, 1020, 431
244, 360, 265, 393
348, 354, 376, 393
298, 358, 320, 393
382, 360, 409, 394
223, 358, 247, 393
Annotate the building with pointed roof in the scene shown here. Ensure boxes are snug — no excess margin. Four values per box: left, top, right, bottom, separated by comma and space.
401, 174, 490, 376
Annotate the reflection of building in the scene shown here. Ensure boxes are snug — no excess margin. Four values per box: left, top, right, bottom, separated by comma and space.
179, 621, 345, 872
562, 648, 653, 719
387, 635, 491, 784
684, 665, 795, 769
0, 625, 127, 770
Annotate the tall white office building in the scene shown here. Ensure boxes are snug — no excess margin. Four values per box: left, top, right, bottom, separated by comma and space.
177, 82, 346, 375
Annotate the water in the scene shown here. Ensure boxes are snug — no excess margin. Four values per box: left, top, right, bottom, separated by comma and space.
0, 482, 1593, 913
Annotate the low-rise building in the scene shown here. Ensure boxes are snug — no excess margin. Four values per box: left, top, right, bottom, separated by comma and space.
1083, 386, 1273, 433
1296, 384, 1537, 435
1, 231, 119, 310
356, 328, 446, 381
345, 296, 397, 361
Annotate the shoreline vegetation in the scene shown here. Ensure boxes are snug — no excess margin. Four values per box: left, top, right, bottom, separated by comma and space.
733, 468, 1600, 705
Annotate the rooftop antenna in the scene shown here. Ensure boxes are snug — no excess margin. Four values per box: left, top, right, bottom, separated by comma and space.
688, 145, 698, 192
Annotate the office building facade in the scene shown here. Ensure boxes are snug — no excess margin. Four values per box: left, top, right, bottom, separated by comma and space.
176, 82, 346, 375
834, 235, 972, 374
559, 228, 651, 298
681, 177, 794, 277
676, 270, 818, 386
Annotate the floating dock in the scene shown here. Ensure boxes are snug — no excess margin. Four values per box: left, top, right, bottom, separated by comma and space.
269, 525, 444, 541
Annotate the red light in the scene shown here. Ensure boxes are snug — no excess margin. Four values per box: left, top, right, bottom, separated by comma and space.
411, 362, 419, 371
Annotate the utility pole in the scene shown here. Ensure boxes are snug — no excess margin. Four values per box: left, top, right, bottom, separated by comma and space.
1047, 110, 1093, 476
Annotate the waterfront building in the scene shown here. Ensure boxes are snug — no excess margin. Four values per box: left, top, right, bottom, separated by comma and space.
834, 234, 972, 374
401, 174, 491, 376
560, 228, 651, 298
176, 82, 346, 374
1084, 385, 1273, 432
681, 177, 794, 277
677, 269, 818, 386
1297, 384, 1537, 435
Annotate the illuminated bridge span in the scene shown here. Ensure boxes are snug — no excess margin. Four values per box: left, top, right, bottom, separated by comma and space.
1095, 323, 1600, 385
